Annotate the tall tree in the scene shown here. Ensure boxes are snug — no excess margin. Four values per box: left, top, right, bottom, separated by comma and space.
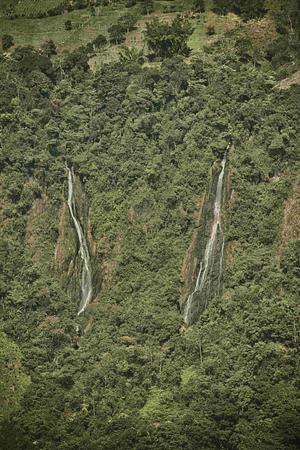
265, 0, 300, 35
193, 0, 205, 13
213, 0, 266, 19
145, 16, 193, 58
108, 24, 126, 44
41, 39, 57, 57
140, 0, 154, 15
64, 20, 72, 31
2, 34, 14, 51
118, 12, 137, 33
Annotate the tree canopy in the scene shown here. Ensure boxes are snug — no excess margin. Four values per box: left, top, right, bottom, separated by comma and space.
0, 332, 30, 420
145, 16, 194, 58
0, 2, 299, 449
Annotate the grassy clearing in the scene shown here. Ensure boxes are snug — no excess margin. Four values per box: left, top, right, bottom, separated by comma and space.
0, 1, 196, 54
89, 9, 179, 70
154, 0, 194, 12
188, 13, 208, 52
0, 4, 128, 52
89, 45, 120, 71
189, 11, 242, 53
125, 11, 178, 49
89, 1, 195, 69
0, 0, 234, 66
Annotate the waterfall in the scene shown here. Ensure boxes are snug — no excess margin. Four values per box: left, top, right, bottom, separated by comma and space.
66, 165, 93, 315
184, 151, 227, 325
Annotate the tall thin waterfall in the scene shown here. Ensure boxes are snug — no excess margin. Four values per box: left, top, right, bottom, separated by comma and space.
66, 166, 93, 315
184, 151, 227, 325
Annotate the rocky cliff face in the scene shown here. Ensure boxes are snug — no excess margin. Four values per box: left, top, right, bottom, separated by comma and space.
181, 156, 230, 319
24, 171, 102, 310
180, 195, 205, 305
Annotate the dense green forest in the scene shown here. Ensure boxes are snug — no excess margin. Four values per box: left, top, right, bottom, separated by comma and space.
0, 0, 300, 449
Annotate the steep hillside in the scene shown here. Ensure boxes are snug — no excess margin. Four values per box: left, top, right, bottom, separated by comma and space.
0, 1, 300, 449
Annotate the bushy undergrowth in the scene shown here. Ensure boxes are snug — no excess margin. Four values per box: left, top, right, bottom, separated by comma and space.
0, 21, 299, 450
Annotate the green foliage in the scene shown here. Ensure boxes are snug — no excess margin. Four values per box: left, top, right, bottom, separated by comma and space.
0, 2, 130, 52
145, 15, 194, 58
0, 0, 67, 19
126, 0, 137, 7
213, 0, 266, 19
0, 332, 30, 419
193, 0, 205, 13
108, 23, 126, 44
119, 45, 144, 66
0, 0, 126, 19
12, 46, 56, 81
280, 240, 300, 281
265, 0, 300, 36
108, 12, 138, 44
118, 12, 137, 32
92, 34, 107, 48
140, 0, 154, 15
64, 19, 72, 30
2, 34, 14, 50
0, 15, 300, 450
41, 39, 57, 57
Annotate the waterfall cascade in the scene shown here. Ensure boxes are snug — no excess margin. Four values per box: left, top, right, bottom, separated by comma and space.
66, 165, 93, 315
184, 150, 228, 325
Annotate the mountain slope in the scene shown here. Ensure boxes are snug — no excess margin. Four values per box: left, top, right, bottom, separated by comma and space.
0, 6, 300, 449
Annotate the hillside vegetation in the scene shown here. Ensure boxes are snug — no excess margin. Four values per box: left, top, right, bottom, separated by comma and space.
0, 0, 300, 449
0, 1, 195, 51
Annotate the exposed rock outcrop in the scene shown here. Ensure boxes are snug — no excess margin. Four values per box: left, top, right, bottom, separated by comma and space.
180, 195, 205, 305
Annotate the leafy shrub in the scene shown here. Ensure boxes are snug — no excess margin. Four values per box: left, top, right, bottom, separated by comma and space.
2, 34, 14, 51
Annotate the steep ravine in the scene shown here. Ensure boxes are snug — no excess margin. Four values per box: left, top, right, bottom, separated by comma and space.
66, 166, 93, 315
182, 150, 229, 325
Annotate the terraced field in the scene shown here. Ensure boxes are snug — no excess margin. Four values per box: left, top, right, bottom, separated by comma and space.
0, 0, 216, 60
0, 0, 66, 18
0, 4, 127, 52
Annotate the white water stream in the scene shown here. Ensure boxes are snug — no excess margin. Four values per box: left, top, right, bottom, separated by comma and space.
66, 166, 92, 315
184, 151, 227, 325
